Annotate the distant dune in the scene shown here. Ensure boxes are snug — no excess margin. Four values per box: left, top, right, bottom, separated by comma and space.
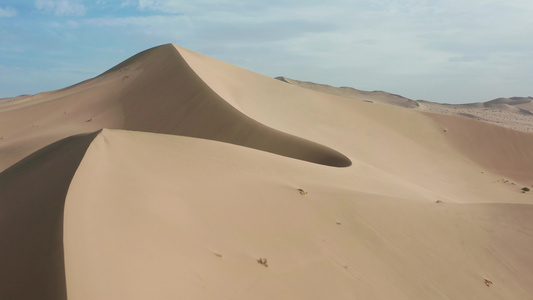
0, 94, 32, 104
275, 76, 420, 108
276, 77, 533, 132
1, 44, 533, 299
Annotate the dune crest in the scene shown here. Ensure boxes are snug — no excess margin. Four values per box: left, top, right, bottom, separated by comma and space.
105, 44, 352, 167
0, 44, 351, 169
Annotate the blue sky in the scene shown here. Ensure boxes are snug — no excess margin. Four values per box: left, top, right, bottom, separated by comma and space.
1, 0, 532, 103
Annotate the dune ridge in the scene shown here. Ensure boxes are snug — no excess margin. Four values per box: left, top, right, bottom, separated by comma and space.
0, 44, 351, 170
108, 44, 351, 167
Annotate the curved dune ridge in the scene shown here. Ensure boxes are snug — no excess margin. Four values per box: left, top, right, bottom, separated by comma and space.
0, 44, 351, 170
1, 44, 533, 299
108, 44, 352, 167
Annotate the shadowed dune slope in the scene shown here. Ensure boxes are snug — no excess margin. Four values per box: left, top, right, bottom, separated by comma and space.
0, 44, 351, 169
0, 131, 99, 300
111, 44, 351, 167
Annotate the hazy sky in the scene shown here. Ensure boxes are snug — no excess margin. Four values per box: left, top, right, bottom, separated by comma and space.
1, 0, 532, 103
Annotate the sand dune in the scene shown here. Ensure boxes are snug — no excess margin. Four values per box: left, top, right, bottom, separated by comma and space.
1, 44, 533, 299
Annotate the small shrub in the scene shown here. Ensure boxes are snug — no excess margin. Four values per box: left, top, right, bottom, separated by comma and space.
257, 257, 268, 267
484, 279, 493, 287
522, 187, 530, 193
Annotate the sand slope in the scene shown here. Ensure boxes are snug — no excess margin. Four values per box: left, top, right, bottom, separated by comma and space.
1, 44, 533, 299
63, 129, 533, 299
427, 113, 533, 183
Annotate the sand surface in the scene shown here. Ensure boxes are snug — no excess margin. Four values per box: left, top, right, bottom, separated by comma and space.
1, 44, 533, 299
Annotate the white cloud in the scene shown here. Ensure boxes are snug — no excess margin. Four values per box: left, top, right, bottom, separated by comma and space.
0, 6, 17, 18
120, 0, 136, 8
5, 0, 532, 103
137, 0, 185, 13
84, 15, 183, 28
135, 0, 253, 14
35, 0, 87, 16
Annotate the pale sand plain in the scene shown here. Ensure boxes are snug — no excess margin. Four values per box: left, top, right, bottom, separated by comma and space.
278, 77, 533, 132
1, 44, 532, 299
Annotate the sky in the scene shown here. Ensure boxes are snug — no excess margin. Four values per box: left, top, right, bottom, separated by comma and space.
1, 0, 532, 104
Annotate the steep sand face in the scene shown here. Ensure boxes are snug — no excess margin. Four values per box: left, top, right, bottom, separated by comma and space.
178, 44, 533, 199
107, 44, 351, 167
0, 131, 99, 300
0, 44, 351, 170
63, 129, 533, 300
